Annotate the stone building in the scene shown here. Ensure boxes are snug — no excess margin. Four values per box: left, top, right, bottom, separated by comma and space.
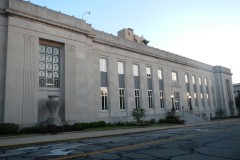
0, 0, 237, 126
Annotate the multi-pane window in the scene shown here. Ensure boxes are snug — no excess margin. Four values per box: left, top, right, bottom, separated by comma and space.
160, 91, 164, 108
135, 89, 140, 108
101, 87, 108, 110
118, 61, 124, 74
146, 67, 151, 78
119, 88, 125, 110
148, 90, 153, 108
100, 58, 107, 72
39, 44, 60, 88
172, 72, 177, 81
174, 92, 180, 111
158, 69, 162, 79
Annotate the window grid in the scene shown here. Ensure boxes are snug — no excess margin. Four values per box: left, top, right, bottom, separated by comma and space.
119, 88, 125, 110
135, 89, 140, 108
39, 45, 60, 88
174, 92, 180, 111
148, 90, 153, 108
101, 87, 108, 110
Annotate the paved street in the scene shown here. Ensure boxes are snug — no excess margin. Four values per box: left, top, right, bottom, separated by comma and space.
0, 120, 240, 160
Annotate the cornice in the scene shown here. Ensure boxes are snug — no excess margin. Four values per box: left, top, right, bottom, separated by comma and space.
5, 8, 95, 38
93, 37, 215, 73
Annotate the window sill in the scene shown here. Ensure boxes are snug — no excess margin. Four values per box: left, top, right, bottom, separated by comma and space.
101, 110, 109, 112
39, 87, 61, 92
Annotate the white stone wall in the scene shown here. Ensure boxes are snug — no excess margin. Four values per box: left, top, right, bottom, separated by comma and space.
0, 0, 236, 126
0, 15, 7, 123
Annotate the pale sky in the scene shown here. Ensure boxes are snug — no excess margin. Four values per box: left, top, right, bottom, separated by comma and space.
26, 0, 240, 83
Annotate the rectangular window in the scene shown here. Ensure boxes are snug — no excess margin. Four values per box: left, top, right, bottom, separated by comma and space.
118, 61, 124, 74
172, 72, 177, 81
133, 64, 139, 76
185, 74, 189, 83
200, 93, 205, 106
146, 67, 151, 78
205, 78, 208, 86
160, 91, 164, 108
199, 77, 202, 85
39, 44, 60, 88
135, 89, 140, 108
158, 69, 162, 79
192, 76, 195, 84
194, 93, 198, 107
100, 58, 107, 72
174, 92, 180, 111
148, 90, 153, 108
119, 88, 125, 110
101, 87, 108, 110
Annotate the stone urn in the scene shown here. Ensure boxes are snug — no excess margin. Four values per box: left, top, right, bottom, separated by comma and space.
46, 95, 61, 125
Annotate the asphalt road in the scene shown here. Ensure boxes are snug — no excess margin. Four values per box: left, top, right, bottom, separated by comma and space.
0, 120, 240, 160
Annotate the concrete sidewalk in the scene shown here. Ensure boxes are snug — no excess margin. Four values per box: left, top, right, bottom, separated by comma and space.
0, 119, 239, 148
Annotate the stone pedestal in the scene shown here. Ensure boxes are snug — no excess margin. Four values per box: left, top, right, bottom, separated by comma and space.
46, 95, 61, 125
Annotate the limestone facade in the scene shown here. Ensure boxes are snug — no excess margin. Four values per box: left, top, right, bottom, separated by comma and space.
0, 0, 237, 126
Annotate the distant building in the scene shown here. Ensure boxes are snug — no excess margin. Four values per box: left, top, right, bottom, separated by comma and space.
0, 0, 237, 126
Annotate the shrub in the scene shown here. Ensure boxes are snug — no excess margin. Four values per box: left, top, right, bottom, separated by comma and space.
63, 124, 73, 132
72, 123, 83, 131
47, 124, 59, 134
0, 123, 19, 134
158, 115, 184, 124
131, 108, 146, 124
98, 121, 106, 127
150, 119, 156, 124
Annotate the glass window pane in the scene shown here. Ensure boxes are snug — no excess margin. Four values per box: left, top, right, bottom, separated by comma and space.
185, 74, 188, 83
39, 44, 60, 88
100, 58, 107, 72
192, 76, 195, 84
118, 61, 124, 74
172, 72, 177, 81
146, 67, 151, 78
133, 65, 139, 76
158, 69, 162, 79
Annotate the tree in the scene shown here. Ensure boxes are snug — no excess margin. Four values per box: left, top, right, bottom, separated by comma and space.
235, 92, 240, 115
131, 108, 146, 124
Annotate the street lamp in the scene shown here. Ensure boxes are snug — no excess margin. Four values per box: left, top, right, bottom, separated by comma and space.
82, 11, 91, 20
171, 95, 175, 112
